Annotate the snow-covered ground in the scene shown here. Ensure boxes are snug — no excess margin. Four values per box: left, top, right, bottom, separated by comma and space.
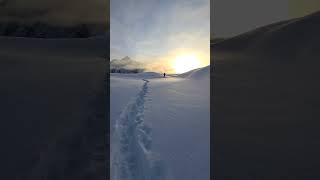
110, 66, 210, 180
0, 36, 108, 179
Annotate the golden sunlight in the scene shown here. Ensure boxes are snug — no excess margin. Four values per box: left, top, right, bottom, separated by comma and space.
173, 54, 201, 74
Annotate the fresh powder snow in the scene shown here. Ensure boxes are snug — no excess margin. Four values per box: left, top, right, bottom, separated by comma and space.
110, 66, 210, 180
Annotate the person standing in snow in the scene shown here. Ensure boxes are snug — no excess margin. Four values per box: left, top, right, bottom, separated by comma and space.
163, 73, 166, 78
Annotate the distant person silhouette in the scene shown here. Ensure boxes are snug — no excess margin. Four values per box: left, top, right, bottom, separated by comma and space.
163, 73, 166, 78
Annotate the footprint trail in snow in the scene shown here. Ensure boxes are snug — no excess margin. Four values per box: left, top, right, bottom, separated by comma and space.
111, 79, 168, 180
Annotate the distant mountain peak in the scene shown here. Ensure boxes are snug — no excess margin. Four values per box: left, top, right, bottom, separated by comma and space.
110, 56, 144, 71
122, 56, 131, 61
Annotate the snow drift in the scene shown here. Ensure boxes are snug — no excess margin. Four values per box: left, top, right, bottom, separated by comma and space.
178, 65, 210, 79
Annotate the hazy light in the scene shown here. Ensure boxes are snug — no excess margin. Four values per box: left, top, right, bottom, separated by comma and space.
173, 54, 201, 74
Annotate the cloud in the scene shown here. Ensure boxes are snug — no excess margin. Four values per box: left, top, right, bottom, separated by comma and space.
0, 0, 109, 25
111, 0, 210, 72
289, 0, 320, 18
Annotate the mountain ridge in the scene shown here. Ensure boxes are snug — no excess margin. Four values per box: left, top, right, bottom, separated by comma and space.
213, 10, 320, 58
110, 56, 145, 73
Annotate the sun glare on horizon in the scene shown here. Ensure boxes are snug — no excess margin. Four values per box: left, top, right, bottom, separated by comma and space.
173, 54, 201, 74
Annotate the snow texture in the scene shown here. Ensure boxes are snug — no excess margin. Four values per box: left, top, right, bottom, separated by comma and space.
111, 66, 210, 180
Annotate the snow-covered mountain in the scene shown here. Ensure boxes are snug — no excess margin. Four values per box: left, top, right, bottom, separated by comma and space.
110, 56, 145, 73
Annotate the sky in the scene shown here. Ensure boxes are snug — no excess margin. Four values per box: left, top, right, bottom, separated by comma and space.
110, 0, 210, 73
2, 0, 319, 69
289, 0, 320, 18
0, 0, 109, 25
211, 0, 320, 38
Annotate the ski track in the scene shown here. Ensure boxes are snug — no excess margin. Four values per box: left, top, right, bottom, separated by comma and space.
112, 79, 168, 180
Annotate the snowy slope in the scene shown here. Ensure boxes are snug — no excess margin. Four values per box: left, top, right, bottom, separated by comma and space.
0, 36, 108, 180
110, 66, 210, 180
212, 11, 320, 179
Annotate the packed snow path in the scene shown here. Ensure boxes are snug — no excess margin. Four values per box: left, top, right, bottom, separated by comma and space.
112, 79, 167, 180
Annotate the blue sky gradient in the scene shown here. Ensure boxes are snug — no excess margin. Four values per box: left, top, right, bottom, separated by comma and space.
110, 0, 210, 71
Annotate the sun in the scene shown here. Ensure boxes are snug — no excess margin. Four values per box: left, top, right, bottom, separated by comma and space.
173, 54, 201, 74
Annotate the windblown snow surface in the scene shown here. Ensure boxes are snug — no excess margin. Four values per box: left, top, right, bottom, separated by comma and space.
110, 66, 210, 180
